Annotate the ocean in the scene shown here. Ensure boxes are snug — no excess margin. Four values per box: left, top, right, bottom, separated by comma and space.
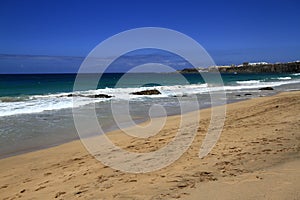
0, 72, 300, 158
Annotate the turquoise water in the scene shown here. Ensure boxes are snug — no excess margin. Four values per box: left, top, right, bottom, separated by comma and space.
0, 72, 299, 158
1, 73, 299, 97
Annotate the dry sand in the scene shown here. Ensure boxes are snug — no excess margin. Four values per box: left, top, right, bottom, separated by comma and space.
0, 91, 299, 200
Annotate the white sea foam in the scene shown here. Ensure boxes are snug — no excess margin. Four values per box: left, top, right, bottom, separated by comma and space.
0, 96, 107, 117
1, 79, 300, 117
236, 80, 260, 85
271, 77, 292, 80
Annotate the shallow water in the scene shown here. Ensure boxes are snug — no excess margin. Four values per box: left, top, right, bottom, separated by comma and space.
0, 73, 299, 158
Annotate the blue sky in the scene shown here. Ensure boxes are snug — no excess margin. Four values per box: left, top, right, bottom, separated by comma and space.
0, 0, 300, 73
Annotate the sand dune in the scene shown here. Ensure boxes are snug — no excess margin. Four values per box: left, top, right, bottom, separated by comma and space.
0, 91, 299, 200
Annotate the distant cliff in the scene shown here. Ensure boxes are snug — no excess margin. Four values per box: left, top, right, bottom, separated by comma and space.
180, 68, 199, 73
179, 61, 300, 73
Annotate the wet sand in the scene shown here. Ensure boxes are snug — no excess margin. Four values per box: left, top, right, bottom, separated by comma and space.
0, 91, 299, 200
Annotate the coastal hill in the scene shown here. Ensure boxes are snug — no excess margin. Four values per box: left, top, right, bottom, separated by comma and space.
179, 61, 300, 73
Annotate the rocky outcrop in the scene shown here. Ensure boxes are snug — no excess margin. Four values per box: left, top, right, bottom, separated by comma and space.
180, 68, 199, 73
131, 89, 161, 95
66, 94, 112, 98
88, 94, 112, 98
217, 62, 300, 73
259, 87, 274, 90
66, 94, 80, 97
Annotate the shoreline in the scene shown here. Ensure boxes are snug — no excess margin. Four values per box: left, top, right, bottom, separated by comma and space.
1, 72, 299, 159
0, 91, 299, 199
0, 90, 294, 159
0, 89, 284, 160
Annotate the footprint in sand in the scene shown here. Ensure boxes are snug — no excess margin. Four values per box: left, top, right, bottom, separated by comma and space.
38, 180, 49, 186
0, 184, 8, 189
22, 178, 32, 183
55, 191, 66, 198
35, 186, 46, 191
44, 172, 52, 176
74, 190, 87, 195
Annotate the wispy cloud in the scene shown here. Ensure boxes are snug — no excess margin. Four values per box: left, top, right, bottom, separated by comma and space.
0, 52, 196, 73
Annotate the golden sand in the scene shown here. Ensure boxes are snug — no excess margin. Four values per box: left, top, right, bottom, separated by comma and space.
0, 91, 299, 199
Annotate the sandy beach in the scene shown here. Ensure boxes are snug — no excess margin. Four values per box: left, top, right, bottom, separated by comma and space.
0, 91, 299, 200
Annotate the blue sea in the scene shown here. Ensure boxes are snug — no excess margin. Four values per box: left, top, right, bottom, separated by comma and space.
0, 72, 300, 158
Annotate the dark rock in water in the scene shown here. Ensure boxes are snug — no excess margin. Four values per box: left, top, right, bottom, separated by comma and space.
87, 94, 112, 98
172, 94, 188, 97
65, 94, 83, 97
131, 89, 161, 95
244, 93, 252, 96
259, 87, 274, 90
66, 94, 112, 98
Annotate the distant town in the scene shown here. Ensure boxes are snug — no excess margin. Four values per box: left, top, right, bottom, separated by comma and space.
179, 61, 300, 73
